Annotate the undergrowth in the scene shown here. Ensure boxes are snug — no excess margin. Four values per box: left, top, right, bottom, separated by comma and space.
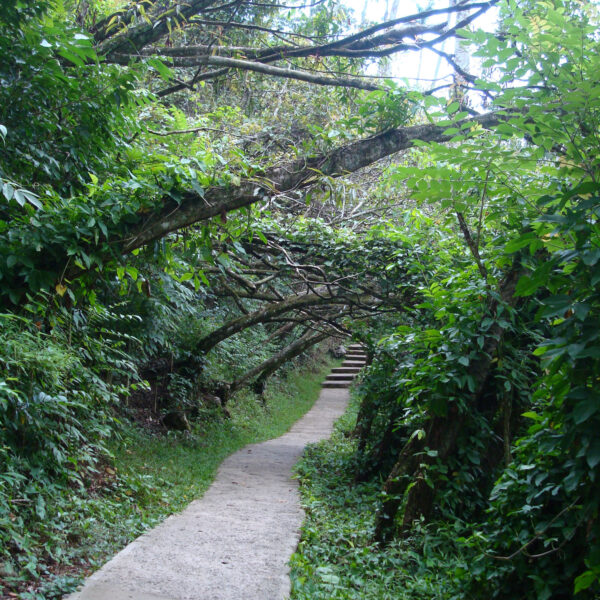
290, 397, 471, 600
1, 355, 332, 600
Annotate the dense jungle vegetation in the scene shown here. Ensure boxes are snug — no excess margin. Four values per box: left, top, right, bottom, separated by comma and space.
1, 0, 599, 597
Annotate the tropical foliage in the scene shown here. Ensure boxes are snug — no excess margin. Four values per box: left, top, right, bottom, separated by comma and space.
1, 0, 599, 597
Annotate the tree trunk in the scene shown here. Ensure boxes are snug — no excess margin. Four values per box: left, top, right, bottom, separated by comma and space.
373, 431, 425, 543
374, 262, 524, 543
228, 329, 329, 397
399, 411, 465, 531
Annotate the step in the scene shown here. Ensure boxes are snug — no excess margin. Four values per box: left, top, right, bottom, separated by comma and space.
331, 367, 362, 374
342, 360, 366, 367
322, 381, 352, 388
345, 354, 366, 360
347, 344, 365, 350
325, 374, 357, 381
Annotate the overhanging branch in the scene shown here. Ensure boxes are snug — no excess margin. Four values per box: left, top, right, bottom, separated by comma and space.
121, 111, 506, 253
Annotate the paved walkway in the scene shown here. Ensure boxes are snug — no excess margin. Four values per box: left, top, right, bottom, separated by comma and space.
66, 387, 349, 600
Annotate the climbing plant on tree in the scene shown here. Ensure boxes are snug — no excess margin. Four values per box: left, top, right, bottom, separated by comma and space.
344, 1, 600, 597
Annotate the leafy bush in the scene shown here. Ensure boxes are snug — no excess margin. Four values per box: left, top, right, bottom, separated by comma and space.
0, 313, 121, 582
291, 403, 470, 600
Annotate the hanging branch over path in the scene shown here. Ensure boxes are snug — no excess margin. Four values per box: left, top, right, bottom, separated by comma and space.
193, 287, 371, 354
121, 111, 505, 253
166, 234, 415, 389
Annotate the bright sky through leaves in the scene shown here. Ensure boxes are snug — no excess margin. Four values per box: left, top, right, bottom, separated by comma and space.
344, 0, 498, 94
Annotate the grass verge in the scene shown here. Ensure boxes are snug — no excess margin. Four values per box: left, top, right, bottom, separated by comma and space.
4, 357, 333, 600
290, 395, 467, 600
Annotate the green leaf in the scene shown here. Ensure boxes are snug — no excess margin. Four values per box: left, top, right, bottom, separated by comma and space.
586, 439, 600, 469
58, 49, 84, 67
256, 231, 268, 244
539, 295, 572, 318
574, 570, 597, 594
198, 270, 209, 285
495, 123, 515, 136
572, 397, 598, 425
147, 57, 174, 81
22, 190, 42, 209
13, 189, 25, 206
2, 181, 14, 200
522, 411, 542, 421
504, 233, 537, 253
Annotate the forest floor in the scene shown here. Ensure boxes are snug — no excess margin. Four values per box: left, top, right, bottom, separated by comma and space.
64, 387, 349, 600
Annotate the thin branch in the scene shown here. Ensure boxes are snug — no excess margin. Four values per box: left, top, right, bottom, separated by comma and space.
429, 46, 477, 83
456, 211, 488, 280
145, 126, 249, 138
485, 498, 580, 561
318, 0, 498, 52
188, 18, 318, 40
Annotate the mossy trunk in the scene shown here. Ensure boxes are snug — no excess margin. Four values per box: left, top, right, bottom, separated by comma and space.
374, 263, 524, 543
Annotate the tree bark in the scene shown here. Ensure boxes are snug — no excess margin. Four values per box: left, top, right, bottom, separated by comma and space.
228, 329, 329, 397
121, 111, 506, 254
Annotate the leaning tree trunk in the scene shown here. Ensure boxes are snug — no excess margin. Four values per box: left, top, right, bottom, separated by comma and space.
191, 288, 359, 356
226, 329, 329, 399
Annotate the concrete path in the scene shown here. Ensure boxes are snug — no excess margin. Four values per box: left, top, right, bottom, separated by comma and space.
66, 387, 349, 600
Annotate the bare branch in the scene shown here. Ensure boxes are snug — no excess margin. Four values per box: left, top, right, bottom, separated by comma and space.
110, 53, 380, 90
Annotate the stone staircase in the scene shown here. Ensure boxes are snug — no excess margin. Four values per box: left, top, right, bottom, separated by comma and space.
322, 344, 367, 388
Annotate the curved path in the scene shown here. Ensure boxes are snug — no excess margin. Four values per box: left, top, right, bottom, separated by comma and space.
66, 387, 349, 600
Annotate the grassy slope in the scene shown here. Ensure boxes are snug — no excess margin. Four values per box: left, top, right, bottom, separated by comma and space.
10, 357, 334, 600
116, 359, 335, 515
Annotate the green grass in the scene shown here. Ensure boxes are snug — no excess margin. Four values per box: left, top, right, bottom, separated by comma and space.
4, 356, 334, 600
290, 395, 468, 600
115, 358, 336, 512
